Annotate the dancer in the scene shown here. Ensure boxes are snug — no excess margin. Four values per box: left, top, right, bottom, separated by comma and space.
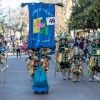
71, 46, 84, 82
88, 31, 100, 82
56, 37, 72, 80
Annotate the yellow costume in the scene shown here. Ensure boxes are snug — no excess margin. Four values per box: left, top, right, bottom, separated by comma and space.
71, 46, 84, 82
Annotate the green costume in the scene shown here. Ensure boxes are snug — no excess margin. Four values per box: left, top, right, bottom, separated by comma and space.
0, 42, 5, 56
72, 46, 83, 75
90, 43, 100, 73
59, 43, 68, 53
88, 31, 100, 82
59, 41, 71, 69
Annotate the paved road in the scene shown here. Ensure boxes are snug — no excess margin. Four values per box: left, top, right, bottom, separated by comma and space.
0, 55, 100, 100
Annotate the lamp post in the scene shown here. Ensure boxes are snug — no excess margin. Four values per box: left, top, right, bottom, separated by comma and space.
9, 0, 11, 37
72, 0, 75, 38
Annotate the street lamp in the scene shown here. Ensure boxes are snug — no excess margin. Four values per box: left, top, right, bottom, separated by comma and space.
9, 0, 11, 37
72, 0, 76, 38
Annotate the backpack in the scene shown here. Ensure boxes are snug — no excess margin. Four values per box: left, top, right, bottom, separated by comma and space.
33, 64, 48, 87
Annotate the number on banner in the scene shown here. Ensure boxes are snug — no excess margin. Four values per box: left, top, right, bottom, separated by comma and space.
49, 18, 55, 23
46, 17, 57, 25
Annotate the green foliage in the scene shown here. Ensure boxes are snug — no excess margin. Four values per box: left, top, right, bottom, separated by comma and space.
69, 0, 100, 30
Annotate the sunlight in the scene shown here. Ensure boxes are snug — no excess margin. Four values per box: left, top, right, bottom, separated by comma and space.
1, 0, 39, 9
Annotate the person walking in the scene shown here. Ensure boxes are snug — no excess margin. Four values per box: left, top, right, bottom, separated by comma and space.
12, 42, 15, 55
79, 39, 84, 50
56, 37, 72, 80
73, 39, 79, 48
16, 43, 21, 58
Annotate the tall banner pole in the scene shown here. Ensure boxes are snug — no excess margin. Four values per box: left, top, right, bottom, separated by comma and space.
4, 52, 8, 83
4, 63, 6, 83
0, 55, 1, 71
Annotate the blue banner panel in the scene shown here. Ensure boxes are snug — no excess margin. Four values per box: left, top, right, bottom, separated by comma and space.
28, 3, 55, 48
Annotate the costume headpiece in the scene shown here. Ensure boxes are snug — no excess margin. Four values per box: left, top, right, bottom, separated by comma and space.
93, 31, 100, 40
88, 32, 94, 42
73, 46, 80, 56
66, 34, 74, 43
0, 42, 2, 48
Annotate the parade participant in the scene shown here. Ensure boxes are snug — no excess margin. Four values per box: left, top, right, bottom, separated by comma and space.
71, 46, 84, 82
42, 48, 50, 59
55, 39, 61, 72
56, 37, 72, 80
26, 50, 39, 80
88, 31, 100, 82
0, 41, 7, 55
12, 42, 16, 55
0, 41, 8, 71
16, 43, 21, 58
0, 42, 3, 53
26, 48, 50, 79
41, 48, 50, 73
41, 58, 49, 74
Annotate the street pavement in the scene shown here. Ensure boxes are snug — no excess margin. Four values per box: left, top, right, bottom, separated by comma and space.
0, 54, 100, 100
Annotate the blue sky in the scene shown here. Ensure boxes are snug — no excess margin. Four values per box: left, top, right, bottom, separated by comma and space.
1, 0, 39, 9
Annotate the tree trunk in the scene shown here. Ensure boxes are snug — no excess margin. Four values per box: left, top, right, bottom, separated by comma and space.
14, 31, 16, 37
20, 31, 23, 44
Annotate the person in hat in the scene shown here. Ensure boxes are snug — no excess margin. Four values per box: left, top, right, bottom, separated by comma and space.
0, 42, 4, 65
0, 41, 8, 69
26, 48, 50, 80
26, 49, 40, 80
71, 46, 84, 82
88, 31, 100, 82
56, 37, 72, 80
41, 58, 49, 74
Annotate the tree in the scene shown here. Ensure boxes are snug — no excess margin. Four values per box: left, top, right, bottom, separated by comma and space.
0, 0, 7, 37
10, 8, 28, 36
69, 0, 100, 30
4, 7, 28, 40
0, 0, 3, 17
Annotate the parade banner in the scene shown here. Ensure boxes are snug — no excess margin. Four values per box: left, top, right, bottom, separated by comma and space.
28, 3, 55, 48
46, 17, 57, 25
